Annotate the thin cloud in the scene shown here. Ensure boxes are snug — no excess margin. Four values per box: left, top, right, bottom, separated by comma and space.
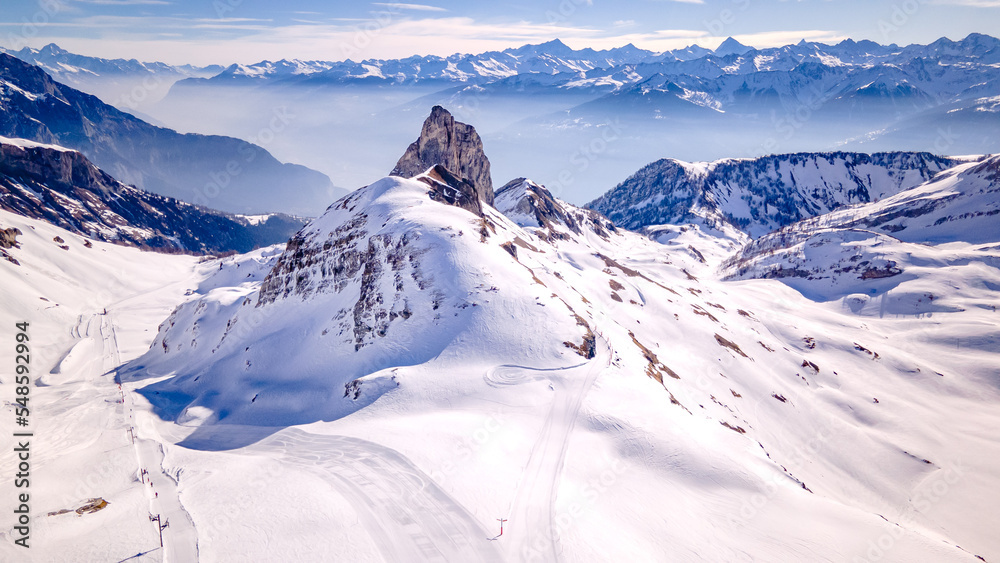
371, 3, 448, 12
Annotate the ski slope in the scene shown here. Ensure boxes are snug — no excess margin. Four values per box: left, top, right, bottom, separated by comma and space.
0, 209, 202, 562
1, 155, 999, 563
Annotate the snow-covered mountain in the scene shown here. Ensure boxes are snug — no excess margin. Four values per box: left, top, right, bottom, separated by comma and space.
190, 38, 658, 86
0, 53, 342, 216
63, 107, 996, 562
0, 136, 304, 253
143, 33, 999, 205
724, 155, 1000, 299
0, 43, 222, 84
0, 43, 222, 110
588, 152, 964, 237
177, 34, 999, 88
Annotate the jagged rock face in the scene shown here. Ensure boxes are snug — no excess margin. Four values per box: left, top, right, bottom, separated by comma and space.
588, 152, 961, 237
0, 139, 304, 254
417, 164, 483, 217
497, 177, 579, 232
255, 178, 445, 352
762, 155, 1000, 245
391, 105, 494, 206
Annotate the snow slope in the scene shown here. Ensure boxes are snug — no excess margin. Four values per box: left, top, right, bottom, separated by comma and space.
588, 152, 965, 237
724, 154, 1000, 298
0, 209, 203, 561
111, 170, 1000, 562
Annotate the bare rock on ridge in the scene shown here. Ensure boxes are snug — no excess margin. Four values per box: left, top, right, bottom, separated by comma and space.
390, 105, 494, 206
0, 226, 21, 249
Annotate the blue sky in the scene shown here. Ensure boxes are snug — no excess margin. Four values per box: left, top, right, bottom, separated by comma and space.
2, 0, 999, 65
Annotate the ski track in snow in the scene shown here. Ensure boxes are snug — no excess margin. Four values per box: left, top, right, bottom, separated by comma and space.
227, 337, 609, 563
249, 429, 504, 563
488, 336, 611, 562
102, 304, 199, 562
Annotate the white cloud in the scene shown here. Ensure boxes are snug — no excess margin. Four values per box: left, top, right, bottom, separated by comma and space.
0, 10, 848, 66
370, 3, 448, 11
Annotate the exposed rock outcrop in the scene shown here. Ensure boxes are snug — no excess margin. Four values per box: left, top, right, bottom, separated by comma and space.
0, 226, 19, 249
0, 224, 20, 264
416, 164, 482, 217
391, 106, 494, 206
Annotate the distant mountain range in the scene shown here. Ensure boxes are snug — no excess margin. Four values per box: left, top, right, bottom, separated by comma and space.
0, 43, 222, 109
170, 34, 1000, 87
5, 35, 997, 204
0, 53, 343, 216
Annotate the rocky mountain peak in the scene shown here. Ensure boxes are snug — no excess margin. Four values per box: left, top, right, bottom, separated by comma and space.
390, 105, 494, 206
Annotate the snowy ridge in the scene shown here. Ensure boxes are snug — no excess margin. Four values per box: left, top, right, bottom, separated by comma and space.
111, 157, 1000, 560
723, 154, 1000, 298
0, 137, 305, 253
184, 34, 1000, 89
588, 151, 964, 237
